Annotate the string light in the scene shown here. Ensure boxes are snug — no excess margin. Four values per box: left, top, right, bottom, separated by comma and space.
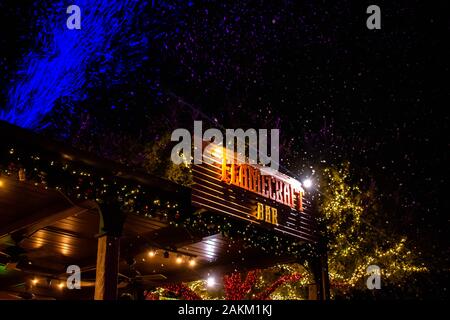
162, 283, 201, 300
0, 144, 182, 222
323, 165, 428, 292
1, 143, 320, 302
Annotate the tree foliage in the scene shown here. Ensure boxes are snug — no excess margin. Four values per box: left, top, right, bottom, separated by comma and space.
143, 133, 192, 186
320, 163, 428, 297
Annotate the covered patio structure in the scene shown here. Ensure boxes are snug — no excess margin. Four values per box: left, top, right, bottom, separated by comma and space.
0, 121, 329, 300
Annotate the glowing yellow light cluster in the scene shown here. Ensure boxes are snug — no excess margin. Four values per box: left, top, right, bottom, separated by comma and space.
322, 164, 428, 293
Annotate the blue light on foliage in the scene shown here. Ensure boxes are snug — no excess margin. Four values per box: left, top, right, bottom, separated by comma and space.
0, 0, 142, 129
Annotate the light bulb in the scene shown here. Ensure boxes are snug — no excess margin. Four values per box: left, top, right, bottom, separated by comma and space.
207, 276, 216, 287
302, 178, 313, 189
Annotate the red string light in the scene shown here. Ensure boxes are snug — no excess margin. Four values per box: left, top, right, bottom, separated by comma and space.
223, 270, 260, 300
163, 283, 202, 300
254, 273, 303, 300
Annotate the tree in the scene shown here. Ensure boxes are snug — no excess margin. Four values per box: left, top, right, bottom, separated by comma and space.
319, 163, 428, 298
143, 133, 192, 186
182, 264, 312, 300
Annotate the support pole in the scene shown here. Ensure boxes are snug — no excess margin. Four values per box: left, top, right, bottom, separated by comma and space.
309, 247, 330, 300
94, 201, 126, 300
94, 235, 120, 300
319, 250, 331, 300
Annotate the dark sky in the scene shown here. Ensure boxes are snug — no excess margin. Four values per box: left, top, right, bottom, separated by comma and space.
0, 1, 448, 268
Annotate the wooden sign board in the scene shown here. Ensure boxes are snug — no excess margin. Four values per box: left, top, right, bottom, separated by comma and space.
191, 146, 318, 243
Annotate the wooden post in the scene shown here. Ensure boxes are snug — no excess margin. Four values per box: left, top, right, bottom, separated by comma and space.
94, 235, 120, 300
316, 237, 331, 300
94, 201, 126, 300
309, 250, 330, 300
312, 258, 323, 300
320, 251, 331, 300
308, 284, 319, 300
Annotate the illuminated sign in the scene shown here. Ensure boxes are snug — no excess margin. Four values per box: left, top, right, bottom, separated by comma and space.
221, 162, 304, 213
191, 144, 318, 242
256, 202, 278, 225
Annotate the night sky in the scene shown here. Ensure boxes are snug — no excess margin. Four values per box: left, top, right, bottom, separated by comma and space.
0, 0, 448, 279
